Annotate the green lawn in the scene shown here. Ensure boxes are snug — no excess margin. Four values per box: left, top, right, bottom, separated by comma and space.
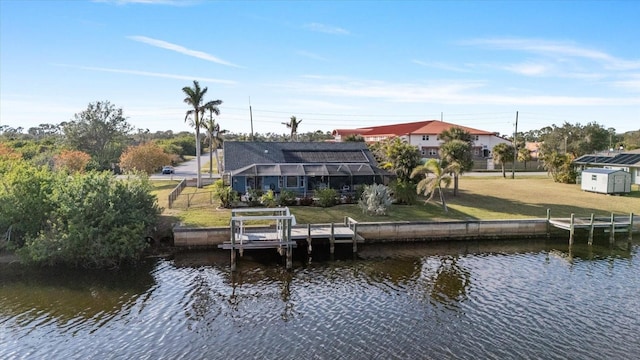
152, 176, 640, 227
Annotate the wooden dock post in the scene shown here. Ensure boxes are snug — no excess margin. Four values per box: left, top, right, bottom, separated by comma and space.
230, 219, 237, 271
330, 223, 335, 254
306, 223, 312, 255
286, 218, 292, 270
546, 209, 551, 238
588, 213, 595, 246
610, 213, 616, 244
352, 222, 358, 253
569, 214, 575, 245
629, 213, 634, 241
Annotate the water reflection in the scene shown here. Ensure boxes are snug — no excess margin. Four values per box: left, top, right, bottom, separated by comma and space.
1, 237, 638, 359
0, 261, 156, 328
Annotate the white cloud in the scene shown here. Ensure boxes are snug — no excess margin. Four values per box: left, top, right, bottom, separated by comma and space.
412, 60, 472, 73
93, 0, 195, 5
612, 74, 640, 92
62, 65, 237, 84
303, 23, 350, 35
128, 35, 243, 68
466, 37, 640, 70
296, 51, 329, 62
503, 62, 551, 76
277, 77, 640, 106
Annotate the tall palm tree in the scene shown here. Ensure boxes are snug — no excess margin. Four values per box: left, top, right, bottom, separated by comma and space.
282, 116, 302, 141
410, 158, 455, 213
203, 111, 227, 177
182, 80, 222, 188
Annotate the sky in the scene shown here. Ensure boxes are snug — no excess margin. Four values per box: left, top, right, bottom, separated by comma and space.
1, 0, 639, 138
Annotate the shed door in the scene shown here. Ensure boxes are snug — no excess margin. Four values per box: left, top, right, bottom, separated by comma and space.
613, 175, 625, 193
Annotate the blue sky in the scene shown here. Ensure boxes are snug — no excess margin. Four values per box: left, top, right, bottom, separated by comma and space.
1, 0, 639, 137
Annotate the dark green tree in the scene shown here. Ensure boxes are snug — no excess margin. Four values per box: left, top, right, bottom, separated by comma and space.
63, 101, 133, 170
370, 137, 421, 183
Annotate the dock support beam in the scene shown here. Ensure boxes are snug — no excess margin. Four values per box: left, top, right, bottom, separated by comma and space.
569, 213, 575, 245
352, 223, 358, 253
284, 218, 292, 270
307, 224, 312, 255
588, 213, 595, 246
610, 213, 616, 244
330, 223, 335, 254
629, 213, 634, 242
546, 209, 551, 238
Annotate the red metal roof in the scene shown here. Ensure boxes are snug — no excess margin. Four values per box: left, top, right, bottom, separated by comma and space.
334, 120, 497, 137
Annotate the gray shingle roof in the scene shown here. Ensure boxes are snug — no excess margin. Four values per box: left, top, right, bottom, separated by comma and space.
223, 141, 380, 172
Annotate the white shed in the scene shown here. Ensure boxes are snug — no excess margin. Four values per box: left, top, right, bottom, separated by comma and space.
581, 168, 631, 194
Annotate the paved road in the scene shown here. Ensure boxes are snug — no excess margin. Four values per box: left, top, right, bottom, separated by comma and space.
150, 152, 221, 180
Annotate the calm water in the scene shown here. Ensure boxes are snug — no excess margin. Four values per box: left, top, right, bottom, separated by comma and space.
1, 237, 639, 360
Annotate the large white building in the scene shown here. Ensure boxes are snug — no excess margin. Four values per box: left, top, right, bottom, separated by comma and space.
332, 120, 511, 159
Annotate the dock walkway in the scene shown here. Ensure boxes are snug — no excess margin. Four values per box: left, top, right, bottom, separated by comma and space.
218, 207, 362, 270
547, 211, 635, 245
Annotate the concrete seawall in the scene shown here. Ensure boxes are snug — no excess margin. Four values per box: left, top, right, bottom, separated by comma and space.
172, 218, 626, 247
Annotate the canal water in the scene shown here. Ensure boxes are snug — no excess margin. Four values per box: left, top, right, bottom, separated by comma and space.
1, 237, 639, 359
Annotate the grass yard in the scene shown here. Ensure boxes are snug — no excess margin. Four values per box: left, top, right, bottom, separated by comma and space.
151, 176, 640, 228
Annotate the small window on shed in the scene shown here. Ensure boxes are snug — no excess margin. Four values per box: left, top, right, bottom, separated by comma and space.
591, 175, 597, 181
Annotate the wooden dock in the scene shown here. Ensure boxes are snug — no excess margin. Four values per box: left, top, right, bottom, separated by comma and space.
547, 211, 635, 245
218, 208, 363, 270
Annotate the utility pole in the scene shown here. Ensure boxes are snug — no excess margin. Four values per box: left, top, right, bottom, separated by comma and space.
249, 97, 254, 142
512, 111, 518, 179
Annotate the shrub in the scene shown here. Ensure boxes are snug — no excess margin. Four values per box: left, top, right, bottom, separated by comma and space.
14, 171, 160, 268
358, 183, 393, 216
277, 189, 297, 206
260, 190, 277, 207
245, 188, 263, 207
299, 196, 314, 206
389, 180, 417, 205
316, 188, 338, 208
212, 179, 238, 208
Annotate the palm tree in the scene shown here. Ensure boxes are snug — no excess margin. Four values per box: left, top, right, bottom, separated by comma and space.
438, 127, 474, 196
439, 139, 473, 196
203, 111, 227, 177
182, 80, 222, 188
282, 116, 302, 141
492, 143, 515, 178
410, 158, 455, 212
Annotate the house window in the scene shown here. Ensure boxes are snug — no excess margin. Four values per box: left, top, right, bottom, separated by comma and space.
286, 176, 298, 188
474, 135, 479, 141
421, 149, 426, 156
422, 135, 429, 141
299, 176, 305, 188
428, 149, 438, 156
591, 175, 597, 181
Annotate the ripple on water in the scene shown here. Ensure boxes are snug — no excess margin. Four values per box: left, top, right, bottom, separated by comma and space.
1, 239, 639, 359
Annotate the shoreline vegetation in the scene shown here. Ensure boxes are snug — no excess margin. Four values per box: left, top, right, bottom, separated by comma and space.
153, 174, 639, 230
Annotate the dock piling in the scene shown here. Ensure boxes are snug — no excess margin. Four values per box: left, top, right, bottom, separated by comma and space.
330, 223, 335, 254
569, 214, 575, 245
610, 213, 615, 244
588, 213, 595, 245
629, 213, 634, 242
